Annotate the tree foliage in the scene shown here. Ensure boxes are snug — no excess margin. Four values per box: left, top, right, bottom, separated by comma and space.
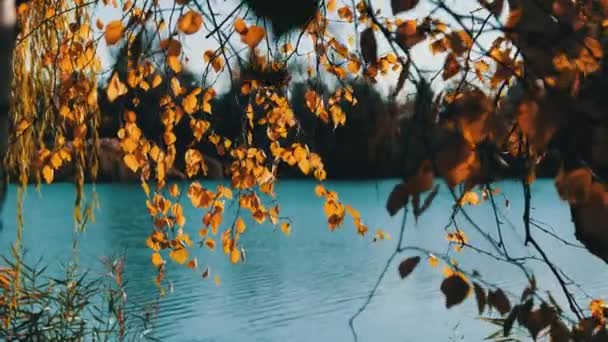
2, 0, 608, 339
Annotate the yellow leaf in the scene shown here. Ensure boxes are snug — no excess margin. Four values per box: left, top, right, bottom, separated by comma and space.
428, 254, 439, 268
107, 73, 128, 102
327, 0, 336, 11
169, 247, 189, 264
242, 25, 266, 48
42, 165, 54, 184
347, 60, 361, 73
169, 183, 180, 197
163, 131, 177, 145
105, 20, 124, 45
230, 248, 241, 264
590, 299, 606, 320
151, 252, 164, 267
459, 191, 480, 206
298, 159, 311, 175
167, 55, 182, 73
314, 184, 326, 197
178, 10, 203, 34
123, 154, 139, 172
281, 222, 291, 236
152, 74, 163, 88
235, 217, 246, 234
182, 94, 198, 114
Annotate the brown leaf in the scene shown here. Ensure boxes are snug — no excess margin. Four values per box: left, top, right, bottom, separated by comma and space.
386, 182, 408, 216
398, 256, 421, 279
413, 184, 439, 219
473, 282, 487, 315
479, 0, 504, 16
503, 304, 521, 336
360, 28, 377, 65
391, 0, 419, 14
488, 288, 511, 315
442, 52, 460, 80
440, 275, 470, 308
549, 319, 570, 342
520, 304, 555, 339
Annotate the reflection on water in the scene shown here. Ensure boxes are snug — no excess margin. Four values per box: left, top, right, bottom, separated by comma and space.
0, 180, 605, 341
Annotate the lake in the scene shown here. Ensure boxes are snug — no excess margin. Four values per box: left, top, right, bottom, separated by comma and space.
0, 180, 605, 341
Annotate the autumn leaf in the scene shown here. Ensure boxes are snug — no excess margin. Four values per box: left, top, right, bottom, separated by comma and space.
107, 73, 128, 102
280, 222, 291, 236
178, 11, 203, 35
187, 258, 198, 269
391, 0, 419, 14
242, 25, 266, 49
442, 52, 460, 80
440, 274, 470, 308
549, 319, 570, 342
503, 304, 521, 336
236, 217, 246, 234
327, 0, 336, 11
104, 20, 124, 45
169, 248, 189, 264
473, 282, 486, 315
160, 38, 182, 57
151, 252, 164, 267
360, 28, 377, 64
123, 154, 139, 173
479, 0, 504, 16
234, 17, 247, 34
230, 248, 241, 264
386, 182, 408, 216
428, 254, 439, 268
42, 165, 54, 184
398, 256, 420, 279
488, 288, 511, 315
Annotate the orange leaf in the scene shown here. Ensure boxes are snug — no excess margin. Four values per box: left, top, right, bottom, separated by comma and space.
107, 73, 128, 102
42, 165, 54, 184
230, 248, 241, 264
151, 252, 164, 267
242, 25, 266, 48
281, 222, 291, 236
105, 20, 124, 45
234, 17, 248, 34
178, 10, 203, 35
235, 217, 246, 234
169, 247, 189, 264
123, 154, 139, 172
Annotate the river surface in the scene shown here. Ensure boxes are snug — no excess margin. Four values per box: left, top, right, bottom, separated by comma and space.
0, 180, 606, 341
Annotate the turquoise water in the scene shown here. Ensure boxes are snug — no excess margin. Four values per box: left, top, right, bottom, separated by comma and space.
0, 180, 605, 341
